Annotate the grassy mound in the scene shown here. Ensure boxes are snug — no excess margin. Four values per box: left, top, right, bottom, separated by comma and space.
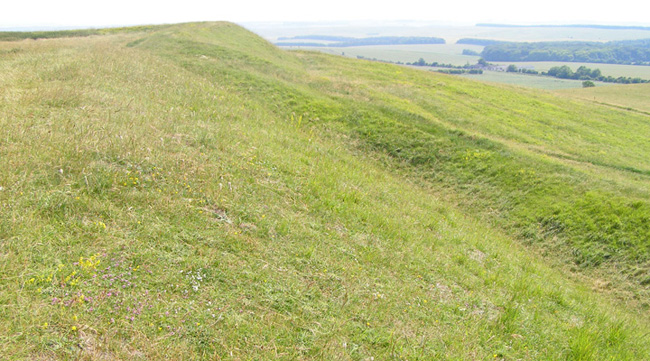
1, 22, 649, 359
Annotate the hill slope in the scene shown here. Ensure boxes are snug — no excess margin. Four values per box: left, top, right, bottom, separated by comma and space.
1, 22, 650, 359
138, 23, 650, 289
557, 82, 650, 113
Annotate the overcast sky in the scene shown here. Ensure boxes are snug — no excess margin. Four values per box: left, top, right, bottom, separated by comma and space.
2, 0, 649, 29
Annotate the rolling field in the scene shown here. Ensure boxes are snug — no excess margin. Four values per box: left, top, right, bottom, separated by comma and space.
301, 43, 482, 66
285, 45, 650, 89
257, 23, 650, 88
556, 82, 650, 112
2, 22, 650, 359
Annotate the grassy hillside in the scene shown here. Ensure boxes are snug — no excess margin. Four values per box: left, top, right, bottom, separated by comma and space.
0, 24, 170, 41
1, 22, 650, 359
557, 82, 650, 113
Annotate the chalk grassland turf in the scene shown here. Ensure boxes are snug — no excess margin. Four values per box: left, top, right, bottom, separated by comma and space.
1, 22, 649, 359
556, 82, 650, 113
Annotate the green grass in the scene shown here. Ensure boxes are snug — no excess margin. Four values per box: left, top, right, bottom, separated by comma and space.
556, 83, 650, 113
460, 70, 598, 89
0, 24, 171, 41
0, 28, 102, 41
2, 22, 650, 359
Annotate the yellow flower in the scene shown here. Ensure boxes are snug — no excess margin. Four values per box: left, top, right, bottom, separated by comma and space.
71, 326, 77, 331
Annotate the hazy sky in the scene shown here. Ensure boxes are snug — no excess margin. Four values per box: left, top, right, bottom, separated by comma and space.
2, 0, 649, 29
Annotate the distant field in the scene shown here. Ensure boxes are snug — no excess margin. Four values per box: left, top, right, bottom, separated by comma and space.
556, 83, 650, 112
298, 44, 482, 66
321, 51, 650, 80
293, 45, 650, 85
266, 23, 650, 87
458, 70, 602, 89
303, 47, 639, 89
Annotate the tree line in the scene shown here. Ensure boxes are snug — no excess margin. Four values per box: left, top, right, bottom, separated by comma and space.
410, 56, 648, 84
406, 58, 483, 74
503, 64, 649, 84
472, 38, 650, 65
545, 65, 649, 84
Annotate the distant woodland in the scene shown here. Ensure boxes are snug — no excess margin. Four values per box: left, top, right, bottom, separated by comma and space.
510, 64, 650, 84
468, 39, 650, 65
